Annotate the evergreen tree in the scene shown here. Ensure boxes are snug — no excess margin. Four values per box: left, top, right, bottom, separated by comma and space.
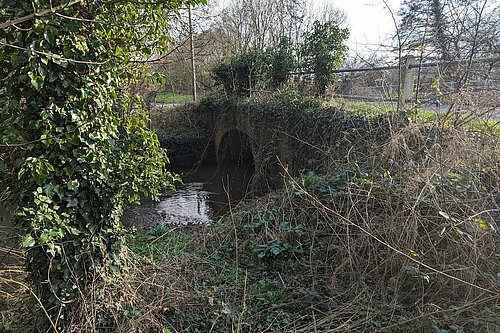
397, 0, 450, 60
398, 0, 499, 60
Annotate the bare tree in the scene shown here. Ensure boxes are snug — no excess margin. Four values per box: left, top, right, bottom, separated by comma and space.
217, 0, 305, 53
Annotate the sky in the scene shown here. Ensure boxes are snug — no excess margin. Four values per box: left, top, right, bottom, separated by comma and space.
215, 0, 404, 58
322, 0, 403, 56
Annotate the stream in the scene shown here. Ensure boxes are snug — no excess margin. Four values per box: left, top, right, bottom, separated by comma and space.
0, 163, 253, 264
122, 163, 254, 229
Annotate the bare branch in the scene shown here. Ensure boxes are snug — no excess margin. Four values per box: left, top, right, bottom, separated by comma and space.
0, 0, 83, 30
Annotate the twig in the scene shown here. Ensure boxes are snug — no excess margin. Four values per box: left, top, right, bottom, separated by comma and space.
0, 0, 83, 30
0, 277, 60, 332
284, 169, 497, 295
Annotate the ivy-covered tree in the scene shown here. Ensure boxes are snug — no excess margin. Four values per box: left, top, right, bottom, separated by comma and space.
266, 37, 296, 89
0, 0, 204, 330
301, 20, 349, 97
212, 51, 266, 97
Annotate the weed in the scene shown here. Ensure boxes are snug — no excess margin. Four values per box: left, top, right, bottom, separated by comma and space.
149, 118, 499, 332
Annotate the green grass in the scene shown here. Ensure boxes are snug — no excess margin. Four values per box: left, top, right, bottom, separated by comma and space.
156, 92, 194, 104
326, 99, 499, 136
128, 225, 192, 263
413, 108, 499, 136
327, 99, 436, 121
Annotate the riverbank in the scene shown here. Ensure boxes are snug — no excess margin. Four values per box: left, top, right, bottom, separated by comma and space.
129, 112, 499, 332
122, 163, 254, 230
1, 94, 498, 332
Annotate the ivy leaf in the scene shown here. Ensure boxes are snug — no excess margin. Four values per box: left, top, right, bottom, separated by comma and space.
39, 232, 49, 244
28, 71, 45, 91
67, 179, 79, 191
271, 246, 281, 255
52, 55, 68, 68
48, 71, 57, 82
64, 167, 75, 176
66, 226, 80, 236
43, 184, 54, 197
22, 235, 36, 248
10, 54, 26, 68
67, 198, 78, 207
38, 63, 48, 78
43, 26, 56, 45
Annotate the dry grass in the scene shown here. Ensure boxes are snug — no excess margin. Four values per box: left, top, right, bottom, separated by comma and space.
0, 246, 193, 333
160, 118, 499, 332
1, 109, 498, 332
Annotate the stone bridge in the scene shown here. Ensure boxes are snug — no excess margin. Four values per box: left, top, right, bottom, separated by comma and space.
156, 96, 393, 190
190, 96, 393, 189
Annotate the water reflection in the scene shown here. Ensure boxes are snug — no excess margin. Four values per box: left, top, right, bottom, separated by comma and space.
123, 163, 254, 229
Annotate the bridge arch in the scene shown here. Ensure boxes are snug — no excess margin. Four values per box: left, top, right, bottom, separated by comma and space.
215, 129, 255, 165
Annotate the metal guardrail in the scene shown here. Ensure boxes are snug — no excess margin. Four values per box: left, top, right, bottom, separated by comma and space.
158, 55, 499, 110
327, 56, 500, 109
291, 56, 500, 75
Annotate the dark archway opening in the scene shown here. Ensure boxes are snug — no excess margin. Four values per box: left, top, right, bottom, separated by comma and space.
210, 130, 255, 211
218, 130, 255, 166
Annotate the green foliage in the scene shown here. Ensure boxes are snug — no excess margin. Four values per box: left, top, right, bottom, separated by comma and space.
245, 210, 303, 261
128, 225, 192, 263
258, 90, 321, 110
300, 171, 320, 190
253, 239, 301, 259
265, 37, 296, 89
211, 51, 266, 97
211, 38, 296, 96
0, 0, 205, 329
301, 20, 349, 96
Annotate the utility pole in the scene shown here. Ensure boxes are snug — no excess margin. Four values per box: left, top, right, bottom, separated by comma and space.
188, 6, 197, 101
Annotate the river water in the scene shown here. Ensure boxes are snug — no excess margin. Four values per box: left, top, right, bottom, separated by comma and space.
0, 163, 253, 260
122, 163, 254, 229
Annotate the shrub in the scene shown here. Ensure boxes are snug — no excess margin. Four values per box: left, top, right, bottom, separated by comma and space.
212, 51, 267, 96
301, 20, 349, 96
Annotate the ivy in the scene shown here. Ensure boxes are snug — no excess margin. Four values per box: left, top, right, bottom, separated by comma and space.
0, 0, 205, 330
301, 20, 349, 97
211, 41, 296, 96
212, 51, 267, 97
266, 37, 296, 90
